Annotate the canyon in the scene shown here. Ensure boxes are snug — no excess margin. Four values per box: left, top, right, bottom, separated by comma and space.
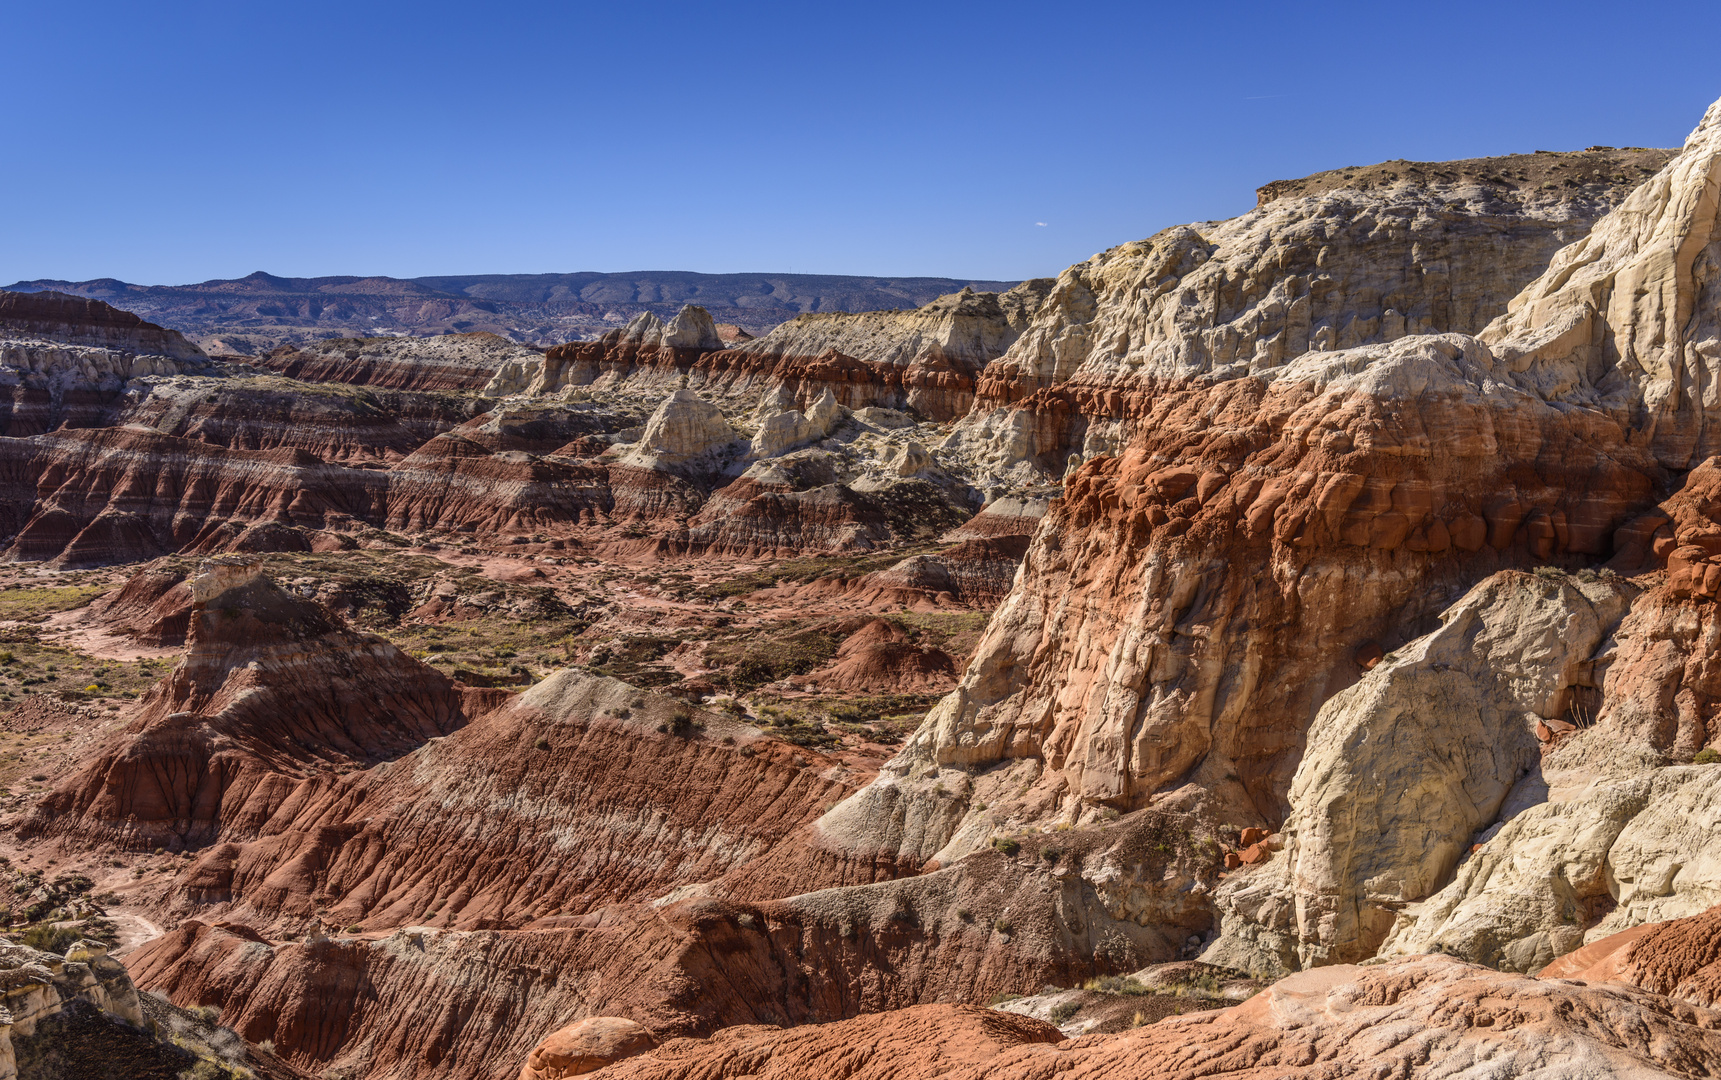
0, 101, 1718, 1080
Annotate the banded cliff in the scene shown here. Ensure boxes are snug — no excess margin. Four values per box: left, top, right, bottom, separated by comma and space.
813, 110, 1721, 926
945, 146, 1674, 486
496, 283, 1052, 421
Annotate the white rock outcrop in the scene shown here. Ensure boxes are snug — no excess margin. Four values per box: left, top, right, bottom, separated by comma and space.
748, 387, 843, 460
1203, 571, 1631, 976
1482, 99, 1721, 469
618, 389, 742, 476
0, 939, 146, 1079
660, 305, 723, 351
1380, 760, 1721, 972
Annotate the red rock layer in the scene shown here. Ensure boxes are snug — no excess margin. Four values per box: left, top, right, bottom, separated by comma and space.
581, 955, 1721, 1080
925, 338, 1663, 827
1543, 903, 1721, 1008
112, 378, 485, 464
383, 430, 617, 536
541, 337, 984, 422
795, 619, 959, 694
131, 830, 1193, 1080
260, 333, 528, 392
0, 427, 387, 567
84, 560, 196, 646
1583, 459, 1721, 758
164, 672, 867, 934
23, 563, 471, 850
0, 288, 206, 359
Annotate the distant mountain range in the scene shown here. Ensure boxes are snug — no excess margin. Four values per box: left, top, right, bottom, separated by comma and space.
3, 270, 1020, 354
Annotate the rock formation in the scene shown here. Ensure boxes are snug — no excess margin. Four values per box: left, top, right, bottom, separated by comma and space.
23, 556, 472, 850
945, 147, 1673, 488
13, 89, 1721, 1080
0, 938, 145, 1079
262, 332, 542, 393
520, 1017, 657, 1079
581, 955, 1721, 1080
1540, 902, 1721, 1008
1206, 571, 1634, 976
0, 289, 206, 361
0, 289, 212, 436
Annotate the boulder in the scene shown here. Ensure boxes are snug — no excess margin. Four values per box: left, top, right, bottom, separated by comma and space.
520, 1016, 657, 1079
1206, 571, 1631, 975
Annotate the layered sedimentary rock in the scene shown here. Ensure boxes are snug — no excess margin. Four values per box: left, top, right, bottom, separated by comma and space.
111, 374, 486, 464
517, 286, 1051, 423
827, 332, 1661, 889
0, 289, 213, 436
0, 288, 206, 361
814, 103, 1721, 938
132, 798, 1220, 1079
0, 426, 386, 567
24, 557, 471, 850
701, 282, 1053, 419
158, 668, 861, 935
583, 955, 1721, 1080
262, 332, 541, 392
946, 147, 1673, 486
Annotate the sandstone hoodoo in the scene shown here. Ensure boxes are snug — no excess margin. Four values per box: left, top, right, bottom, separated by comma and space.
10, 75, 1721, 1080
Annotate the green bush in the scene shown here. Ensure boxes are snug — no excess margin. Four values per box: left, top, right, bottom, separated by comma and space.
1695, 747, 1720, 765
992, 837, 1020, 857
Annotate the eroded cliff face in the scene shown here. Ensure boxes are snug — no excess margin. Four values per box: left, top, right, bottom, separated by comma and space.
811, 101, 1721, 990
0, 289, 215, 437
505, 286, 1051, 423
831, 333, 1661, 867
262, 332, 541, 393
946, 148, 1673, 487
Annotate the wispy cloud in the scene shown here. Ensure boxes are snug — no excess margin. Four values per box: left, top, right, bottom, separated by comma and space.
1035, 222, 1047, 227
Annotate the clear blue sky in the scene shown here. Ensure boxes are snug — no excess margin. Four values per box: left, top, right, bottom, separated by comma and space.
6, 0, 1719, 286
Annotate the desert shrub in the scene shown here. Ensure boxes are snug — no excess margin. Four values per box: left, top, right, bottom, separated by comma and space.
992, 837, 1020, 856
993, 917, 1013, 935
1049, 1001, 1080, 1023
1083, 974, 1149, 995
18, 923, 80, 954
1695, 747, 1720, 765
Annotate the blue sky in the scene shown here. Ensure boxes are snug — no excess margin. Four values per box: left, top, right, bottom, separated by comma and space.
6, 0, 1719, 285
